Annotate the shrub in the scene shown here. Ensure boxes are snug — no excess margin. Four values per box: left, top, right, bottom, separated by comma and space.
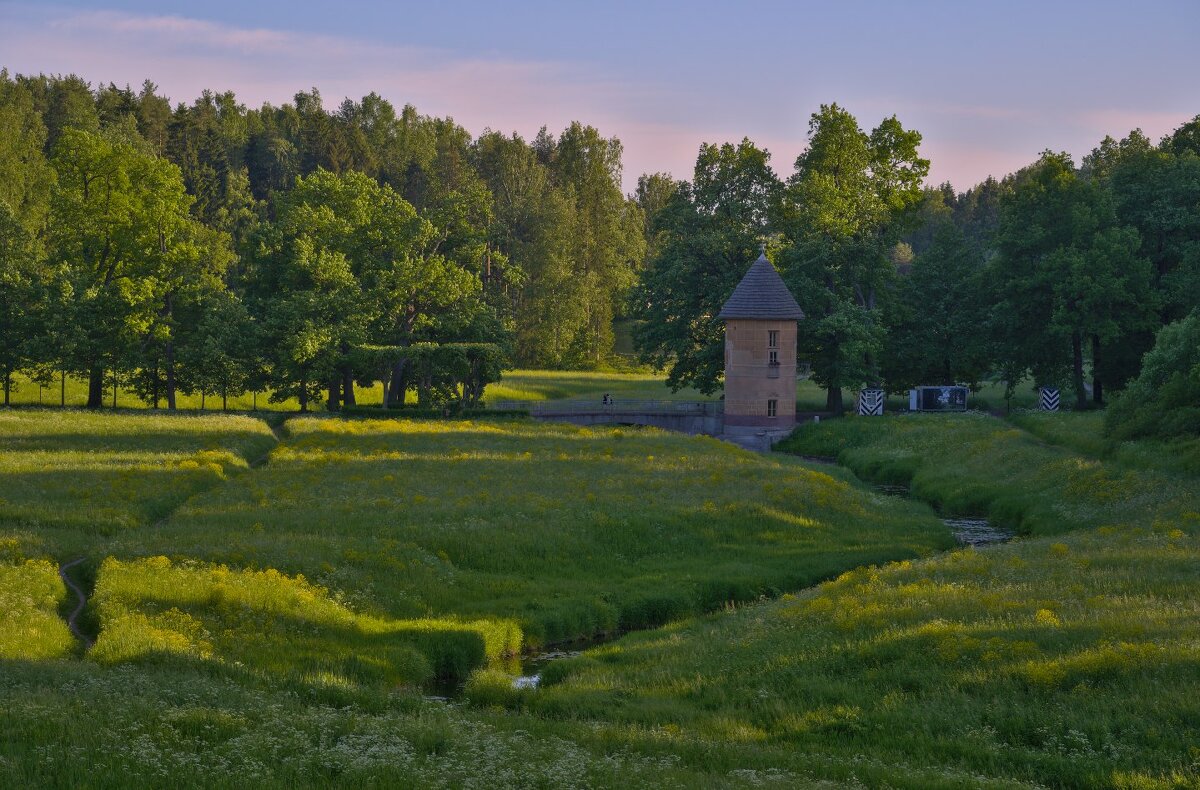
1106, 311, 1200, 440
462, 668, 523, 708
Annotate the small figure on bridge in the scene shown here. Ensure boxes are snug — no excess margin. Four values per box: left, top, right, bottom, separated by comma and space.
602, 393, 611, 406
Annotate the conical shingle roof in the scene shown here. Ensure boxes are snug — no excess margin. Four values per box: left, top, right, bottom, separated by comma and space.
717, 253, 804, 320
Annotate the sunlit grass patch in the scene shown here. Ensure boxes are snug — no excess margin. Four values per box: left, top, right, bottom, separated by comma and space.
0, 411, 276, 550
89, 557, 522, 687
0, 559, 75, 660
6, 372, 304, 411
482, 369, 708, 402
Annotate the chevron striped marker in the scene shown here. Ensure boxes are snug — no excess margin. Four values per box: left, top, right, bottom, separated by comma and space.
1039, 387, 1061, 412
859, 388, 884, 416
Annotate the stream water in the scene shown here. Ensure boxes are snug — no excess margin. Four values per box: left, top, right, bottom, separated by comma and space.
511, 647, 584, 690
871, 483, 1015, 547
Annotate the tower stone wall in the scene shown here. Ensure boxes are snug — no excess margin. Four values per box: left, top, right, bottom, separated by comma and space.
723, 319, 797, 428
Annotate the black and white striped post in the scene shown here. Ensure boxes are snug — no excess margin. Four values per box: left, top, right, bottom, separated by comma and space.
1039, 387, 1061, 412
858, 388, 884, 416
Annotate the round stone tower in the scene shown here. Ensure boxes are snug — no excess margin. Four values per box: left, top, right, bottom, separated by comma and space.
718, 252, 805, 434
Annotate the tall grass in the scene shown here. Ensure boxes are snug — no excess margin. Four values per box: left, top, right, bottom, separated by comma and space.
0, 559, 75, 660
148, 417, 953, 645
520, 416, 1200, 788
2, 407, 1196, 786
0, 658, 741, 788
777, 412, 1200, 537
0, 410, 277, 557
526, 524, 1200, 788
89, 557, 520, 685
1013, 410, 1200, 476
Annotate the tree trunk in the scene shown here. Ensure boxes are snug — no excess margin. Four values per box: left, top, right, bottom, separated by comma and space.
342, 367, 356, 406
222, 386, 228, 412
112, 375, 118, 409
327, 377, 340, 411
201, 391, 206, 410
388, 359, 410, 408
87, 367, 104, 409
1071, 331, 1086, 410
299, 371, 309, 413
61, 370, 65, 407
165, 340, 177, 410
1091, 333, 1103, 406
3, 373, 10, 406
825, 386, 844, 416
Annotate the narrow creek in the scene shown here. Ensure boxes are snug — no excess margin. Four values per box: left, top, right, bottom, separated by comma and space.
425, 642, 598, 699
870, 482, 1015, 547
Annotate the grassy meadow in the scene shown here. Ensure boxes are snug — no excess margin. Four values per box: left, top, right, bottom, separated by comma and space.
143, 416, 952, 645
5, 368, 711, 412
0, 410, 277, 558
505, 414, 1200, 788
0, 559, 75, 660
2, 405, 1197, 787
777, 410, 1200, 538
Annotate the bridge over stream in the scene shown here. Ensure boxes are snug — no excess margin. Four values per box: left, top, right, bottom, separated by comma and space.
490, 399, 726, 436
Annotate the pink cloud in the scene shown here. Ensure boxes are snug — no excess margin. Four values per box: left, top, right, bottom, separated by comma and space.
3, 6, 1193, 193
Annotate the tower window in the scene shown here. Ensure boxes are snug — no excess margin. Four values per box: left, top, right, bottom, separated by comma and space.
768, 350, 779, 365
767, 399, 777, 417
768, 330, 779, 349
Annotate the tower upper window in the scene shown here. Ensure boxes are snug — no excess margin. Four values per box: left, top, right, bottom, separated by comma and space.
768, 330, 779, 349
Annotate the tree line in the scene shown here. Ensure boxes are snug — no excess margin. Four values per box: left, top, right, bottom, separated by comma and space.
0, 71, 643, 409
2, 71, 1197, 416
634, 103, 1200, 413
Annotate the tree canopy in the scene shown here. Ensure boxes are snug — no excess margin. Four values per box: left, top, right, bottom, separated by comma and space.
1, 69, 1197, 414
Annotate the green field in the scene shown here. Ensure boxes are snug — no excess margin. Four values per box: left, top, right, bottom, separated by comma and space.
1, 407, 1197, 787
514, 414, 1200, 788
4, 369, 708, 412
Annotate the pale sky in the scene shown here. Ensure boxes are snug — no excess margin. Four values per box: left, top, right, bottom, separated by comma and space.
2, 1, 1198, 193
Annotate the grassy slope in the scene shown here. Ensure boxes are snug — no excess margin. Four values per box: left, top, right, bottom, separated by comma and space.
5, 409, 1195, 787
89, 557, 520, 685
0, 410, 277, 558
0, 409, 953, 788
519, 414, 1200, 788
777, 411, 1198, 538
1013, 410, 1200, 476
147, 416, 951, 645
0, 559, 75, 660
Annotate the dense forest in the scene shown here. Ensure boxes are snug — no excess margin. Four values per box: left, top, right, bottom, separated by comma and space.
1, 70, 1198, 416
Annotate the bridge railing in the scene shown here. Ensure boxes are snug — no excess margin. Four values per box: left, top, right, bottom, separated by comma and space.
488, 399, 724, 416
